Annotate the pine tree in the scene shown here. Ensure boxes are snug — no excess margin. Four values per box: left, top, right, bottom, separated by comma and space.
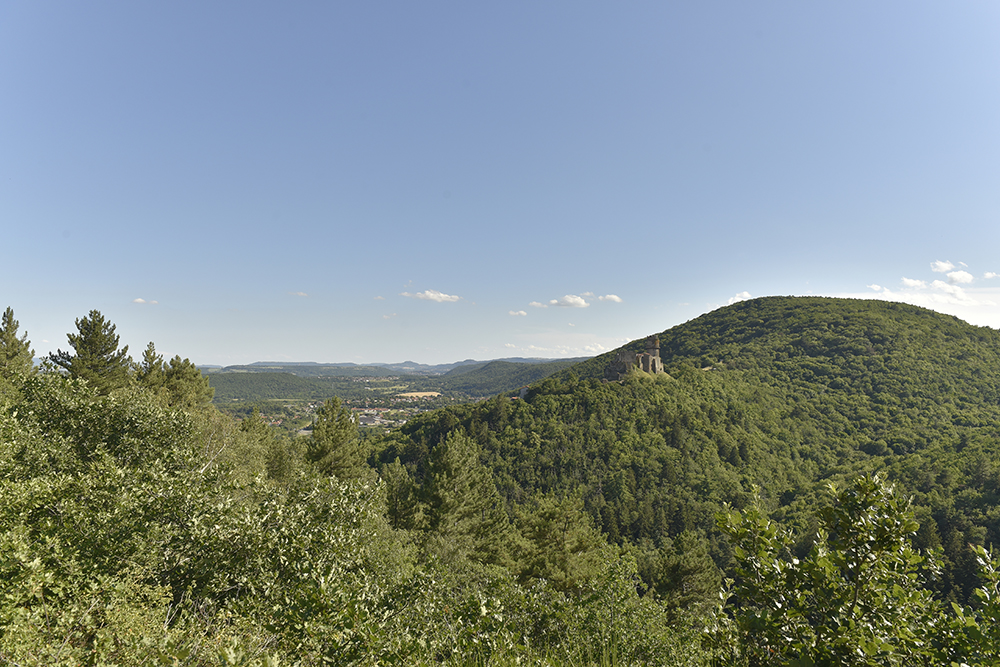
162, 355, 214, 409
136, 341, 165, 389
420, 429, 512, 566
48, 310, 131, 394
307, 397, 365, 478
515, 494, 608, 591
381, 457, 421, 530
0, 307, 35, 379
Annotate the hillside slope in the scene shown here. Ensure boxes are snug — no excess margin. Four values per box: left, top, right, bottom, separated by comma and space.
378, 296, 1000, 602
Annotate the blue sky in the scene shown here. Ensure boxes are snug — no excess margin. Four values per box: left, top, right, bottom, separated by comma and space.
3, 2, 1000, 365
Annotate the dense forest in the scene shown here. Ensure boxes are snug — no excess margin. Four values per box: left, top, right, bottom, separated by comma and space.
5, 298, 1000, 665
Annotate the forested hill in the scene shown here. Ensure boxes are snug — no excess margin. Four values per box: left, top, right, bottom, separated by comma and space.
566, 295, 1000, 389
380, 296, 1000, 603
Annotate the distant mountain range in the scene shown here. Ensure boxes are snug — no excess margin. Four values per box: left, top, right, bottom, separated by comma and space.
204, 357, 589, 377
204, 357, 592, 402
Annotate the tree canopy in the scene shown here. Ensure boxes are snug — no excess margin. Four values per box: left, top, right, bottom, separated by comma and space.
0, 306, 34, 381
48, 309, 131, 394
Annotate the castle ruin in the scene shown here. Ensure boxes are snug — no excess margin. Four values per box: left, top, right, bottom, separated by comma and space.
604, 335, 664, 381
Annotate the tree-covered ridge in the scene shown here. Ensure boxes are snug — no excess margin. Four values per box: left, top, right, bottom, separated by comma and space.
436, 358, 580, 395
9, 301, 1000, 665
209, 371, 342, 402
380, 297, 1000, 604
0, 308, 715, 665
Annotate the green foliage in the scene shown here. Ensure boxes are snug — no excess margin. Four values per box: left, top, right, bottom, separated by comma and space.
137, 340, 166, 387
48, 309, 132, 394
718, 474, 946, 665
381, 296, 1000, 607
381, 456, 421, 530
207, 358, 580, 405
635, 530, 722, 621
949, 544, 1000, 664
307, 396, 365, 479
515, 494, 609, 592
14, 296, 1000, 664
138, 343, 215, 410
0, 306, 35, 381
163, 355, 215, 409
209, 372, 343, 402
420, 430, 513, 568
436, 358, 581, 396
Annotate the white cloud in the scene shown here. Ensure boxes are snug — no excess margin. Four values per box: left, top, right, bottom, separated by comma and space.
582, 291, 595, 297
132, 298, 159, 305
930, 280, 970, 300
867, 284, 883, 292
504, 343, 516, 348
985, 272, 999, 279
290, 291, 308, 297
931, 260, 955, 273
509, 310, 527, 316
901, 277, 927, 288
383, 313, 397, 320
529, 301, 546, 308
374, 295, 385, 300
947, 270, 974, 284
728, 291, 751, 305
400, 289, 461, 303
598, 294, 623, 302
549, 294, 589, 308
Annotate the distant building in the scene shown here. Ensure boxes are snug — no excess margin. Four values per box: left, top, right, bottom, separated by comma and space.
605, 335, 665, 381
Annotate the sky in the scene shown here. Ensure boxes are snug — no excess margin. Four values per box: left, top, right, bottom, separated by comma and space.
3, 2, 1000, 366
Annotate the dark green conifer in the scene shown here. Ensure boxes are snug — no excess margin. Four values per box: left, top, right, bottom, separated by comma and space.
0, 307, 35, 379
136, 341, 165, 389
515, 494, 608, 591
420, 429, 512, 566
163, 355, 214, 409
48, 310, 131, 394
307, 397, 365, 478
382, 457, 421, 530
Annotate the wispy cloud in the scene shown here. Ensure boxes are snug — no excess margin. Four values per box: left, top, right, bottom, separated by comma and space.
931, 260, 955, 273
374, 295, 386, 300
598, 294, 622, 303
132, 298, 159, 305
509, 310, 527, 316
400, 289, 461, 303
728, 291, 751, 305
289, 291, 308, 297
529, 301, 546, 308
901, 277, 927, 288
930, 280, 970, 300
383, 313, 397, 320
867, 284, 883, 292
